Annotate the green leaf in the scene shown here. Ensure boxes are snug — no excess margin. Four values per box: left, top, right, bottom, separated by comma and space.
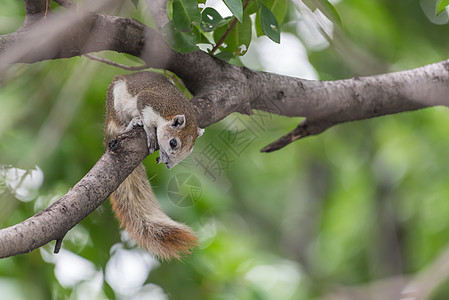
223, 0, 243, 22
258, 0, 288, 24
213, 11, 252, 56
258, 2, 280, 43
167, 0, 174, 20
317, 0, 342, 25
172, 0, 201, 32
245, 0, 259, 15
161, 22, 199, 52
437, 0, 449, 15
199, 31, 211, 44
201, 7, 230, 32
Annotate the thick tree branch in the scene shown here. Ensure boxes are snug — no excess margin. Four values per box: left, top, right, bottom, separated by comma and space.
0, 126, 149, 258
1, 2, 449, 258
254, 61, 449, 151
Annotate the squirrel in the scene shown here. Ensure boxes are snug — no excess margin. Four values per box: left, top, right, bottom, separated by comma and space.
104, 71, 204, 260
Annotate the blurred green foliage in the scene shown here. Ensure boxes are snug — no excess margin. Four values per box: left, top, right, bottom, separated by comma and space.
1, 0, 449, 299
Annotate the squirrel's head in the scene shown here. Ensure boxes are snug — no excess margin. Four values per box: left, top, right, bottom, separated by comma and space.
156, 114, 204, 169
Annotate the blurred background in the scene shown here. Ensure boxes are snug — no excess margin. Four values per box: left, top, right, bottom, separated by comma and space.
1, 0, 449, 299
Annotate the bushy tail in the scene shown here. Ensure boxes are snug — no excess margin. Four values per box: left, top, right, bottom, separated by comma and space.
110, 164, 197, 260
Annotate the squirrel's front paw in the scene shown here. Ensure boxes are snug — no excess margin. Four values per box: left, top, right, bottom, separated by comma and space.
143, 126, 159, 154
147, 137, 158, 154
125, 117, 143, 131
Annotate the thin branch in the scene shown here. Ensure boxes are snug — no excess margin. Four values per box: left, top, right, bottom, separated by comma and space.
45, 0, 50, 18
210, 0, 250, 54
84, 54, 149, 71
53, 234, 65, 253
260, 121, 311, 152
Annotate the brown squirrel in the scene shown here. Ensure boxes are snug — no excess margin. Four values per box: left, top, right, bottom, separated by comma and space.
104, 72, 204, 260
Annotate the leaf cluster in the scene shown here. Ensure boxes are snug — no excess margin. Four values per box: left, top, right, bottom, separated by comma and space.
161, 0, 290, 58
127, 0, 342, 60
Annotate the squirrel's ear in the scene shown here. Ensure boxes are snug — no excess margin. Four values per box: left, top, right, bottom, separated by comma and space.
171, 115, 186, 129
197, 128, 205, 137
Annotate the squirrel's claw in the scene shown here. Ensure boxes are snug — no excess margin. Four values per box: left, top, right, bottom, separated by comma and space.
141, 124, 159, 154
125, 117, 143, 131
147, 139, 158, 155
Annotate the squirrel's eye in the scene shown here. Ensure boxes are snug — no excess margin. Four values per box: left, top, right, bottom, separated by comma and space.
169, 139, 178, 149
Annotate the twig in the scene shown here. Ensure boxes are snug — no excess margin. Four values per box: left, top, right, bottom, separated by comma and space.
84, 54, 149, 71
260, 118, 332, 152
45, 0, 50, 18
53, 233, 66, 253
260, 121, 310, 152
210, 0, 250, 54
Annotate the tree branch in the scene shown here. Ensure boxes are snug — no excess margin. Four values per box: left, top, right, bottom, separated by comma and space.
210, 0, 250, 54
255, 61, 449, 151
22, 0, 47, 24
84, 53, 149, 71
0, 126, 149, 258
